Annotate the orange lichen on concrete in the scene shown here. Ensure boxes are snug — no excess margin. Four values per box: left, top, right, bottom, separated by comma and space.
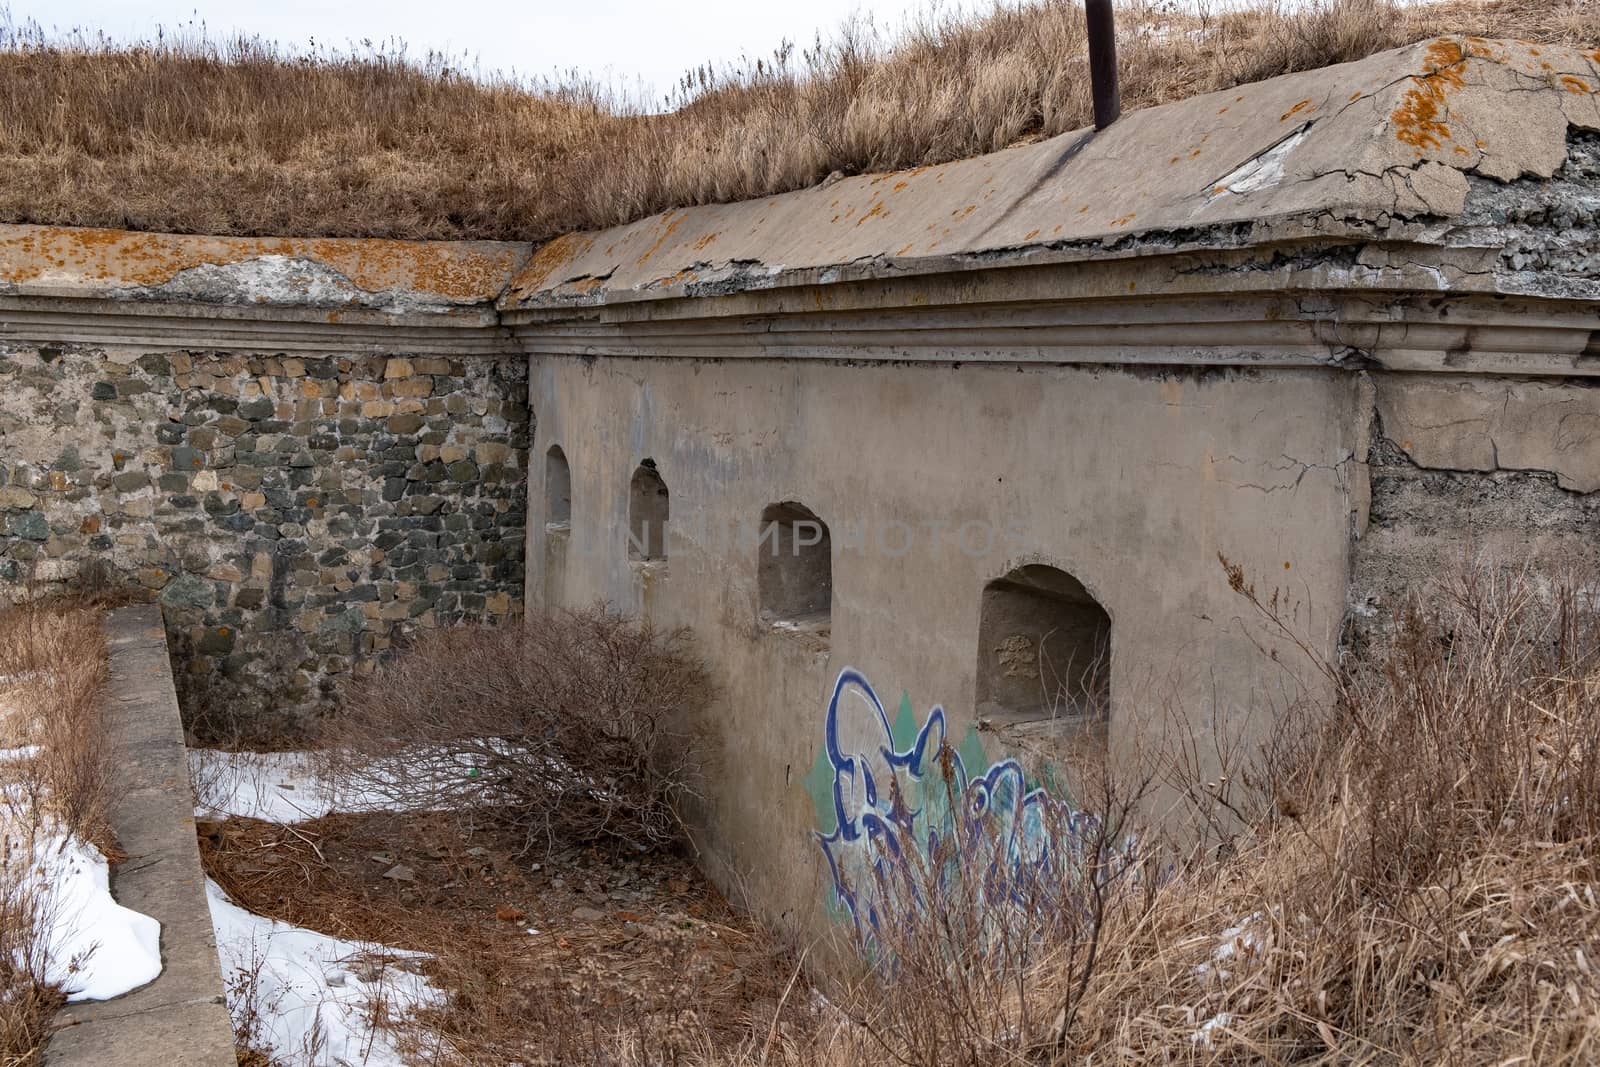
507, 232, 596, 296
1560, 75, 1593, 94
1391, 39, 1472, 152
1279, 98, 1314, 121
0, 224, 526, 301
635, 211, 686, 267
307, 238, 527, 301
855, 202, 888, 226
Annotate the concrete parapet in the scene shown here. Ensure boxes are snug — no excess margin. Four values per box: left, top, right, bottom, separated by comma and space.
43, 604, 235, 1067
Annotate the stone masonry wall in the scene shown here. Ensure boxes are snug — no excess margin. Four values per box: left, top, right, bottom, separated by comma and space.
0, 343, 528, 739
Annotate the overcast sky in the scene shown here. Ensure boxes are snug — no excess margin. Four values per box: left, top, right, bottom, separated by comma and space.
7, 0, 972, 103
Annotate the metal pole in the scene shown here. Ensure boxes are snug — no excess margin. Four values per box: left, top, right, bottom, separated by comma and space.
1085, 0, 1121, 131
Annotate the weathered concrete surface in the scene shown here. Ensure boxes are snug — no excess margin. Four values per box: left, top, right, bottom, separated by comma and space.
0, 226, 532, 311
1350, 417, 1600, 638
505, 38, 1600, 309
529, 358, 1361, 943
44, 605, 235, 1067
1375, 374, 1600, 493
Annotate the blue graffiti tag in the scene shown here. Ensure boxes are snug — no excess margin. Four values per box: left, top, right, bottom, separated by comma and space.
810, 667, 1112, 947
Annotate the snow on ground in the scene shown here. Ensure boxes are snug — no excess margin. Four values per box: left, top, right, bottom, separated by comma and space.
207, 878, 441, 1066
1191, 1011, 1234, 1047
190, 745, 512, 823
26, 829, 164, 1001
190, 749, 398, 823
2, 672, 162, 1003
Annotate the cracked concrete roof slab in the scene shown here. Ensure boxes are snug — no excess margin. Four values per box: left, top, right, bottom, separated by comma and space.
0, 226, 533, 311
504, 36, 1600, 310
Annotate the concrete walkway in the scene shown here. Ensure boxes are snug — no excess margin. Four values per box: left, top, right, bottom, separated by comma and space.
44, 604, 235, 1066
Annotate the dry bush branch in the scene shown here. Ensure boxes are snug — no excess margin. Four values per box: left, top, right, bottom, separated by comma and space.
0, 0, 1591, 241
318, 607, 711, 856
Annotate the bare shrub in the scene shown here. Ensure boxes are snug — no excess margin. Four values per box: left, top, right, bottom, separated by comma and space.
0, 596, 113, 1065
0, 0, 1590, 241
319, 607, 711, 854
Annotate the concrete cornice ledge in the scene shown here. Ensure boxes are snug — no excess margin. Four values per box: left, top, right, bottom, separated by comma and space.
501, 37, 1599, 377
43, 605, 235, 1067
0, 226, 533, 355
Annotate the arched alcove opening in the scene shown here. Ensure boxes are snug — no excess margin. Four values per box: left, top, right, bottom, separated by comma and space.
628, 460, 669, 562
545, 445, 571, 529
757, 501, 832, 634
976, 564, 1110, 720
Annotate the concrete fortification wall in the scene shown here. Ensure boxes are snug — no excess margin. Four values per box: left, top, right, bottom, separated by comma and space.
508, 37, 1600, 944
0, 35, 1594, 945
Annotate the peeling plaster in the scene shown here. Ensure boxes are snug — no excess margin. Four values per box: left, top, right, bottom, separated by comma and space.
1375, 375, 1600, 493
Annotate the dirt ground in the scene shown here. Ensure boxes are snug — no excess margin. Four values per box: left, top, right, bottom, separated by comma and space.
198, 811, 818, 1065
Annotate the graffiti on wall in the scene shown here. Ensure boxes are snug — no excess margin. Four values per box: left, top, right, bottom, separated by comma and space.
803, 667, 1109, 945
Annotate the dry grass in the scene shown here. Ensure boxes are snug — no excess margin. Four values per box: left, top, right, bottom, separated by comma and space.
812, 559, 1600, 1065
669, 559, 1600, 1067
1048, 561, 1600, 1064
0, 596, 114, 1067
0, 0, 1593, 242
199, 810, 816, 1067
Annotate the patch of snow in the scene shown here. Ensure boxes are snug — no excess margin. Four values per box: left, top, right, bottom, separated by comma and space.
1214, 913, 1265, 961
1207, 126, 1312, 200
190, 750, 396, 823
1195, 912, 1268, 981
191, 745, 539, 824
207, 878, 441, 1066
29, 831, 163, 1001
1191, 1012, 1233, 1047
0, 745, 42, 762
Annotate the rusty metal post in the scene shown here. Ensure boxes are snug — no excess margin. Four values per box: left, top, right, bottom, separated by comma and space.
1085, 0, 1121, 131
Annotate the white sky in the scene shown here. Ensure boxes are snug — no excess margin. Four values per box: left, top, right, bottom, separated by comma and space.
6, 0, 976, 104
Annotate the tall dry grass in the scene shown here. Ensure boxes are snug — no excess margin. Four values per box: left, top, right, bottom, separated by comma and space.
0, 596, 115, 1067
1058, 560, 1600, 1064
0, 0, 1593, 242
700, 560, 1600, 1067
